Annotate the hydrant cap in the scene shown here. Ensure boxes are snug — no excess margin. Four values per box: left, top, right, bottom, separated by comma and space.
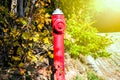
52, 8, 63, 15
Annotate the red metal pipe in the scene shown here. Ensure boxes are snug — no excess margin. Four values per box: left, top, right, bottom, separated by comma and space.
52, 8, 66, 80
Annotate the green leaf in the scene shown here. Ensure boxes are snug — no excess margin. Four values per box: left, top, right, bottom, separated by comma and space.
12, 56, 21, 61
22, 20, 27, 25
22, 32, 31, 40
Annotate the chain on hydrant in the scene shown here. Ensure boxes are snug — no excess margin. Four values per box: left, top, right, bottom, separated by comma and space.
52, 8, 66, 80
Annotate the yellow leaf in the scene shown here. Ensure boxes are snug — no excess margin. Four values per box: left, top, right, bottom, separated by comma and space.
27, 51, 37, 63
28, 43, 33, 47
8, 62, 13, 66
22, 32, 30, 40
12, 68, 17, 70
22, 20, 27, 25
31, 56, 38, 63
43, 30, 49, 35
47, 0, 51, 3
35, 19, 39, 24
38, 9, 44, 13
22, 44, 27, 48
19, 62, 25, 68
35, 3, 39, 7
17, 47, 24, 54
28, 51, 32, 57
43, 37, 49, 44
38, 23, 43, 29
12, 56, 21, 61
40, 1, 45, 6
3, 29, 8, 32
0, 40, 2, 44
45, 18, 51, 25
13, 41, 19, 46
39, 56, 44, 62
33, 33, 39, 42
27, 56, 31, 62
48, 52, 54, 58
45, 13, 50, 18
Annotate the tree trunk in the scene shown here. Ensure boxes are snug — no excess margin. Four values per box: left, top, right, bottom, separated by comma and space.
17, 0, 24, 17
23, 0, 28, 16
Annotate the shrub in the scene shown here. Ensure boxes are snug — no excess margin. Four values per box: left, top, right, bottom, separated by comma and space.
60, 0, 111, 58
0, 0, 53, 67
87, 71, 103, 80
65, 14, 111, 58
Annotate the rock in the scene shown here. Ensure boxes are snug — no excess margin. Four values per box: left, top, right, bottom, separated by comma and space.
87, 55, 103, 75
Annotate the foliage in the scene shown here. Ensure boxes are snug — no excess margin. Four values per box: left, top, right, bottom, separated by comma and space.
75, 75, 83, 80
61, 0, 112, 58
0, 0, 54, 79
87, 71, 103, 80
65, 14, 111, 58
0, 0, 53, 69
60, 0, 92, 18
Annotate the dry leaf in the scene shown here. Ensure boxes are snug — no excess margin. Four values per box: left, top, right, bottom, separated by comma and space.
43, 37, 49, 44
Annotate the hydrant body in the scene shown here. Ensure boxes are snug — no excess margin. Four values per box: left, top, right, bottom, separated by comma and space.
52, 8, 66, 80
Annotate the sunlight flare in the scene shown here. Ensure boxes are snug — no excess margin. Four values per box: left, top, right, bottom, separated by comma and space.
94, 0, 120, 12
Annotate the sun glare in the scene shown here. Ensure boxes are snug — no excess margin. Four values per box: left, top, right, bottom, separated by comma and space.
93, 0, 120, 32
94, 0, 120, 12
105, 0, 120, 12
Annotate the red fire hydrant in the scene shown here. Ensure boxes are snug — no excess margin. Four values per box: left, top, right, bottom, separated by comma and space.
52, 8, 66, 80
